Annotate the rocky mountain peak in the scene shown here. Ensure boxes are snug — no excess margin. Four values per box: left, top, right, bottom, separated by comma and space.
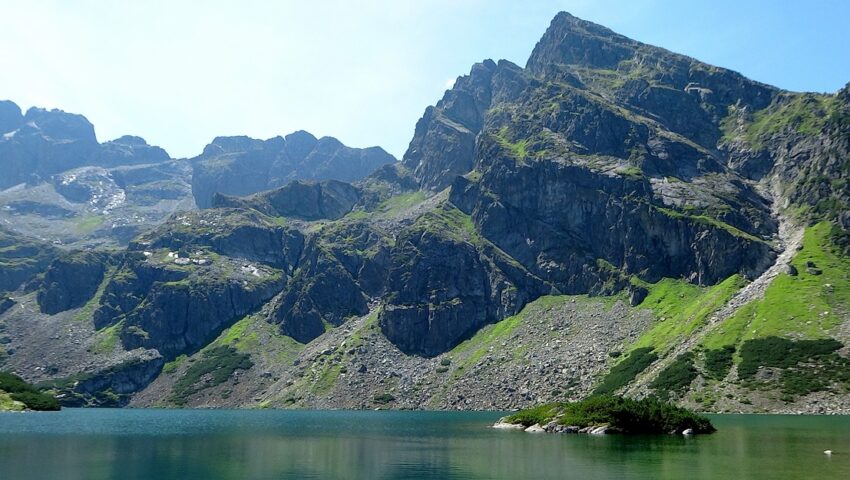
191, 131, 396, 208
98, 135, 171, 166
526, 11, 637, 73
108, 135, 149, 147
0, 100, 23, 133
202, 135, 266, 157
283, 130, 319, 161
22, 107, 97, 143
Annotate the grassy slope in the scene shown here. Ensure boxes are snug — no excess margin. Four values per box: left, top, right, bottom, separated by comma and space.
702, 222, 850, 348
161, 314, 305, 406
631, 275, 745, 354
607, 222, 850, 407
0, 391, 25, 411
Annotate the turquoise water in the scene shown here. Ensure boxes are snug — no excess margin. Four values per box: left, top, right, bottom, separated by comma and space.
1, 409, 848, 479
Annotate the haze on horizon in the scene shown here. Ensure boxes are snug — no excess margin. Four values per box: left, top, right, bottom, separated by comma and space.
2, 0, 848, 159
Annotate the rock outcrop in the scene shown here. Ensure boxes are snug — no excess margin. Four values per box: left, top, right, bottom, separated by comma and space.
191, 131, 396, 208
213, 179, 360, 221
37, 251, 108, 314
0, 227, 57, 293
2, 12, 849, 411
0, 102, 173, 189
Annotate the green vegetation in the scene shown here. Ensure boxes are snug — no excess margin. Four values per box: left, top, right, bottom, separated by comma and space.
737, 336, 850, 397
737, 337, 842, 379
376, 191, 427, 217
593, 347, 658, 395
170, 346, 253, 406
0, 371, 60, 411
411, 204, 478, 244
504, 402, 562, 427
704, 345, 735, 380
213, 315, 304, 365
724, 93, 838, 149
618, 165, 644, 180
75, 266, 116, 323
373, 393, 396, 405
632, 275, 745, 353
779, 355, 850, 396
72, 214, 105, 235
162, 354, 187, 374
91, 321, 121, 354
654, 206, 767, 244
703, 222, 850, 348
505, 395, 715, 434
0, 392, 24, 411
494, 126, 531, 160
650, 353, 698, 398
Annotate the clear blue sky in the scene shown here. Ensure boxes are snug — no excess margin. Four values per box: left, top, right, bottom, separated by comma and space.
1, 0, 848, 159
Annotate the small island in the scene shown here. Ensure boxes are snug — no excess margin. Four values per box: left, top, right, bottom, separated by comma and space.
494, 395, 715, 435
0, 371, 61, 412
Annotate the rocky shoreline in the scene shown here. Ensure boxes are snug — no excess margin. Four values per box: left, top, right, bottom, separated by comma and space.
493, 417, 697, 435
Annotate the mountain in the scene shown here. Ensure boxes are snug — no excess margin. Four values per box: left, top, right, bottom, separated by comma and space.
0, 102, 171, 189
1, 12, 848, 413
0, 102, 395, 248
190, 131, 397, 208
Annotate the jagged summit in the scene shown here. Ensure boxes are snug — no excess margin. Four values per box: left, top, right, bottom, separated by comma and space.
1, 12, 849, 413
526, 11, 640, 71
22, 106, 97, 142
191, 130, 396, 208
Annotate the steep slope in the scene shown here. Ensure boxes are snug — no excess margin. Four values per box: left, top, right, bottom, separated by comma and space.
1, 12, 848, 412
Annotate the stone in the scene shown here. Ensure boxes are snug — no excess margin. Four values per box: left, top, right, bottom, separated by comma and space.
525, 423, 546, 433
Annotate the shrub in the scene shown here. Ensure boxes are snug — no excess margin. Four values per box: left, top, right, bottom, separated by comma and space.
505, 403, 562, 427
373, 393, 395, 404
0, 371, 36, 394
704, 345, 735, 380
0, 371, 60, 411
650, 353, 698, 397
506, 395, 715, 434
738, 337, 842, 379
593, 348, 658, 395
10, 391, 60, 411
170, 346, 253, 405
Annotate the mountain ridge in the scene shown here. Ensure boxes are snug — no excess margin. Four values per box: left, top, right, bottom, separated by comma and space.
1, 11, 848, 413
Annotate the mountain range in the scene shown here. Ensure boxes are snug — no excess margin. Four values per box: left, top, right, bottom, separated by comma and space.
1, 12, 848, 414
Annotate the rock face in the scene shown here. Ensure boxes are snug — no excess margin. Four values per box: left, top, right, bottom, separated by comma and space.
95, 135, 171, 167
191, 131, 396, 208
0, 227, 57, 293
402, 59, 527, 191
213, 179, 361, 221
0, 296, 14, 315
91, 209, 300, 359
0, 103, 174, 189
56, 352, 165, 407
373, 12, 789, 355
37, 252, 108, 314
3, 12, 850, 410
377, 206, 549, 356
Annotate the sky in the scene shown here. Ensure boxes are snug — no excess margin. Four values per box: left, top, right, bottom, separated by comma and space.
1, 0, 848, 159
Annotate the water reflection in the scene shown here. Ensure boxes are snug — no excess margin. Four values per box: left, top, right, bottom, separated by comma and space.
0, 410, 848, 480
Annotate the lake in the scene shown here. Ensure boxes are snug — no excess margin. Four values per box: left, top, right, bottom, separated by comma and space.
0, 409, 848, 479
